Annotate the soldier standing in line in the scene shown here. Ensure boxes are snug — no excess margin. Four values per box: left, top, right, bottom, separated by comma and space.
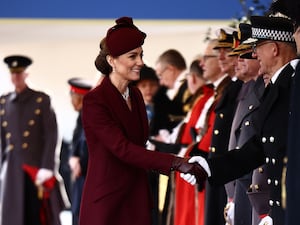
67, 77, 93, 225
0, 55, 64, 225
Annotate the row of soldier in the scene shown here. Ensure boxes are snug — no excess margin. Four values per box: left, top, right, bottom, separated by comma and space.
1, 0, 300, 225
149, 1, 300, 225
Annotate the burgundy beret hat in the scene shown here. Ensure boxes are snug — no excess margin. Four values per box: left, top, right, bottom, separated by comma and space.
106, 17, 147, 57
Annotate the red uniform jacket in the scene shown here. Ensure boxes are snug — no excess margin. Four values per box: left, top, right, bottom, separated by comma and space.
174, 85, 214, 225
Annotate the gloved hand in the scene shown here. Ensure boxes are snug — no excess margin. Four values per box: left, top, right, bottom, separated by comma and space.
35, 168, 53, 186
180, 173, 197, 185
171, 157, 207, 184
224, 201, 234, 225
258, 215, 273, 225
189, 156, 211, 176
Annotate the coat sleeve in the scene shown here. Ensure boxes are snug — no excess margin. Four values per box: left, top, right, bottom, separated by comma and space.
40, 94, 58, 170
207, 135, 265, 185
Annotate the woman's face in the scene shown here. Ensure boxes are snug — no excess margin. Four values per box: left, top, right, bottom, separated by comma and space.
112, 47, 144, 82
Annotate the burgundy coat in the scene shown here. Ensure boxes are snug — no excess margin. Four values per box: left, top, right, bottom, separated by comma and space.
79, 76, 175, 225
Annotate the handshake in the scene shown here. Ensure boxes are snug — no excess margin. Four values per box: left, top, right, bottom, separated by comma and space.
171, 156, 210, 185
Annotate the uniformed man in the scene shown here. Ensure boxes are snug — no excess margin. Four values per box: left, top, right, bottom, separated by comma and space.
151, 49, 192, 225
0, 55, 63, 225
67, 77, 93, 225
226, 23, 266, 225
204, 27, 243, 225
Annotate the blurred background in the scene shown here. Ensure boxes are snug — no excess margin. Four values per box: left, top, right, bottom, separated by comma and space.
0, 0, 271, 142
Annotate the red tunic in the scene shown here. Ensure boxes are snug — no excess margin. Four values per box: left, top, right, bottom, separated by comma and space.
174, 85, 214, 225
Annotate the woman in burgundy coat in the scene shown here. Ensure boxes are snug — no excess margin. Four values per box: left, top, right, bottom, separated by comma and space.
79, 17, 207, 225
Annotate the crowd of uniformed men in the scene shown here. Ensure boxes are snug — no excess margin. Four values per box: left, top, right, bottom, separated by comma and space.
1, 0, 300, 225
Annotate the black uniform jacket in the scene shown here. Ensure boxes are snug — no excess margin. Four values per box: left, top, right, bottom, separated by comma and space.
207, 64, 295, 224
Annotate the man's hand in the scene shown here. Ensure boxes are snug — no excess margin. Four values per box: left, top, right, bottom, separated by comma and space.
224, 201, 234, 225
172, 157, 208, 184
69, 156, 82, 179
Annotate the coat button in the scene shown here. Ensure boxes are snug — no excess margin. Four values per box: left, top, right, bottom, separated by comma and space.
262, 137, 267, 143
267, 179, 271, 184
211, 147, 216, 153
0, 98, 6, 104
272, 158, 276, 165
266, 157, 270, 163
219, 113, 224, 119
269, 200, 274, 206
214, 130, 219, 135
2, 121, 8, 127
8, 144, 14, 151
22, 143, 28, 149
0, 109, 4, 115
244, 121, 250, 126
23, 131, 30, 137
276, 201, 280, 206
275, 180, 279, 186
248, 105, 253, 110
6, 132, 11, 139
34, 109, 41, 115
258, 167, 264, 173
28, 120, 35, 126
36, 97, 43, 103
269, 136, 275, 142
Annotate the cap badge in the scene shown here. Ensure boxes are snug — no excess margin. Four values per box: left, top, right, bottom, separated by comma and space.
12, 61, 18, 67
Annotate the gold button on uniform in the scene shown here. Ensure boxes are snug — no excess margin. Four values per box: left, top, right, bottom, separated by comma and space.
36, 97, 43, 103
6, 133, 11, 139
35, 109, 41, 115
28, 120, 35, 126
22, 143, 28, 149
214, 130, 219, 135
23, 131, 30, 137
2, 121, 8, 127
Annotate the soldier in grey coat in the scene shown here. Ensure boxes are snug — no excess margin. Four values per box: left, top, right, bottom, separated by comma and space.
0, 55, 64, 225
224, 23, 266, 225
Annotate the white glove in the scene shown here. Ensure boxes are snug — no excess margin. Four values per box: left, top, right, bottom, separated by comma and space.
224, 202, 234, 225
180, 173, 196, 185
188, 156, 211, 177
35, 168, 53, 186
258, 215, 273, 225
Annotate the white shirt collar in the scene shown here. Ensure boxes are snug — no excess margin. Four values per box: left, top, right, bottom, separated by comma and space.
271, 60, 298, 84
166, 70, 187, 100
213, 74, 228, 89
